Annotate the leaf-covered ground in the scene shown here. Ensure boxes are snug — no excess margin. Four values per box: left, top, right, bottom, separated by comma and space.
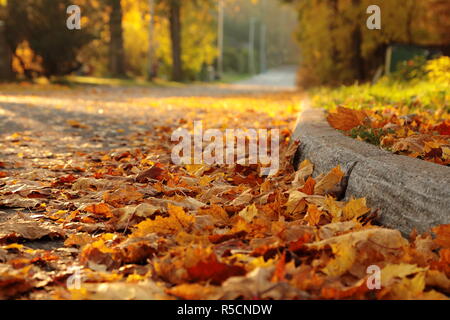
327, 106, 450, 165
0, 84, 449, 300
312, 77, 449, 166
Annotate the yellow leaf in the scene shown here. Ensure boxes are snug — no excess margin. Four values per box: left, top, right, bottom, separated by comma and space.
342, 198, 370, 221
322, 243, 356, 277
389, 271, 426, 299
238, 204, 258, 223
381, 264, 426, 287
324, 196, 344, 222
132, 204, 194, 237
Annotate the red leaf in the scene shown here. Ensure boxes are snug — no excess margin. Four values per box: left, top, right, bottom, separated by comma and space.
186, 254, 246, 285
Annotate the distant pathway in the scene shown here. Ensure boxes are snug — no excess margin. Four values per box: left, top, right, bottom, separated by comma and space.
234, 65, 297, 90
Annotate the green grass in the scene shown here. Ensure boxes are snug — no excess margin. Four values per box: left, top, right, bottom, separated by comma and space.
310, 78, 450, 113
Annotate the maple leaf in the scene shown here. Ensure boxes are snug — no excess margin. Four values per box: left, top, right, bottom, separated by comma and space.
327, 107, 368, 131
434, 120, 450, 135
83, 203, 114, 218
381, 264, 427, 288
342, 198, 370, 221
135, 164, 165, 183
314, 166, 344, 196
186, 253, 246, 285
103, 185, 143, 206
132, 204, 194, 237
0, 219, 64, 244
299, 176, 316, 195
392, 134, 433, 153
197, 205, 229, 224
432, 224, 450, 248
322, 242, 356, 277
304, 204, 324, 226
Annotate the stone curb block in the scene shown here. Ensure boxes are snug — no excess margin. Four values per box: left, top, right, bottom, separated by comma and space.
292, 101, 450, 234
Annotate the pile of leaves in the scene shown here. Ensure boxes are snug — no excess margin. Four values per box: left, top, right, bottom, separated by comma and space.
0, 87, 449, 300
327, 106, 450, 166
1, 142, 449, 300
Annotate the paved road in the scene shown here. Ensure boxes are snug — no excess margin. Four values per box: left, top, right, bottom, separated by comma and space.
234, 66, 298, 90
0, 66, 301, 164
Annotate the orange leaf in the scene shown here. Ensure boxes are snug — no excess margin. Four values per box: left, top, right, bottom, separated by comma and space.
432, 224, 450, 249
327, 107, 368, 131
84, 203, 113, 218
299, 177, 316, 195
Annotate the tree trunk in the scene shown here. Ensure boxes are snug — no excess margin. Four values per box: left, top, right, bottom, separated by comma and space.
109, 0, 126, 77
147, 0, 157, 80
169, 0, 183, 81
0, 21, 13, 81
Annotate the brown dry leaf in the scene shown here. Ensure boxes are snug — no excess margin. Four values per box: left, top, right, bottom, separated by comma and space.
103, 185, 143, 206
286, 191, 308, 215
327, 107, 368, 131
220, 267, 308, 300
307, 228, 408, 251
198, 205, 229, 224
292, 159, 314, 187
0, 265, 35, 299
0, 219, 64, 244
392, 134, 434, 153
314, 166, 344, 196
135, 165, 165, 183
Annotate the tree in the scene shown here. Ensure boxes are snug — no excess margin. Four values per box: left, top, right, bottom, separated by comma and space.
109, 0, 126, 77
156, 0, 216, 82
0, 1, 12, 80
284, 0, 450, 87
168, 0, 182, 81
5, 0, 94, 78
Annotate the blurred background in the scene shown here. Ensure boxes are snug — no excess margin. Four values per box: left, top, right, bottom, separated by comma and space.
0, 0, 448, 87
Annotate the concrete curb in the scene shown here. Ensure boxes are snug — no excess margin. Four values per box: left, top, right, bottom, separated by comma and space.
292, 100, 450, 235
